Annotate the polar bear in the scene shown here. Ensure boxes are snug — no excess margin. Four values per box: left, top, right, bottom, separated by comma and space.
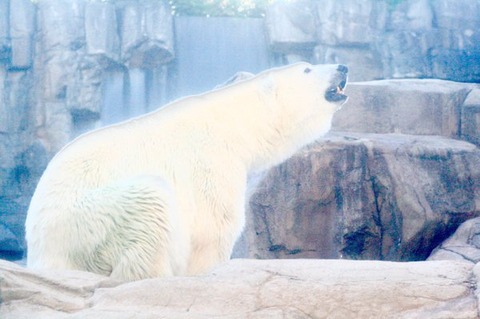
25, 62, 348, 281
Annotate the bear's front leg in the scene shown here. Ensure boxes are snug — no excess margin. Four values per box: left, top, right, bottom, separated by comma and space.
185, 167, 247, 275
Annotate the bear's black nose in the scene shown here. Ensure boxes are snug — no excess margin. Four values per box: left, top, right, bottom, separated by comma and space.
337, 65, 348, 74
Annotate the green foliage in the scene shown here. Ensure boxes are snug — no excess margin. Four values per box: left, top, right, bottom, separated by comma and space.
169, 0, 275, 17
169, 0, 407, 17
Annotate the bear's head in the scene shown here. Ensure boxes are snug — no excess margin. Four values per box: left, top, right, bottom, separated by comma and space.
256, 62, 348, 138
263, 62, 348, 111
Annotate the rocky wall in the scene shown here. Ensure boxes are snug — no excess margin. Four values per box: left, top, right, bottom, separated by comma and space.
266, 0, 480, 82
0, 0, 174, 260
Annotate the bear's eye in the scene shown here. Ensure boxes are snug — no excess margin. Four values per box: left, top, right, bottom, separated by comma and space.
304, 67, 312, 74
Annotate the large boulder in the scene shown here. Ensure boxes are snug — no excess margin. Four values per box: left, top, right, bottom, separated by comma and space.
1, 259, 478, 318
233, 132, 480, 261
332, 80, 475, 139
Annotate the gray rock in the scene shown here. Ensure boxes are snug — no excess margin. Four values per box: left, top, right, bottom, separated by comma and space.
430, 0, 480, 82
432, 0, 480, 32
430, 48, 480, 83
233, 132, 480, 261
1, 0, 480, 263
332, 80, 475, 138
1, 70, 33, 133
314, 45, 384, 81
315, 0, 373, 46
376, 30, 437, 79
0, 198, 25, 259
429, 217, 480, 264
0, 0, 9, 62
0, 66, 7, 133
0, 258, 478, 318
36, 0, 104, 144
36, 0, 85, 51
386, 0, 434, 32
462, 89, 480, 147
8, 0, 35, 69
85, 1, 120, 65
264, 0, 317, 53
120, 1, 174, 68
372, 0, 436, 79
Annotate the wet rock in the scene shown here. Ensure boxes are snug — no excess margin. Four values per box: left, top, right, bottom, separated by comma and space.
234, 132, 480, 261
0, 259, 478, 318
429, 217, 480, 264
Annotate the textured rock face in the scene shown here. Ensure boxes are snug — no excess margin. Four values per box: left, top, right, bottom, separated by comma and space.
429, 217, 480, 264
332, 80, 476, 139
266, 0, 480, 81
234, 132, 480, 261
1, 259, 479, 319
462, 89, 480, 146
0, 0, 174, 261
234, 79, 480, 261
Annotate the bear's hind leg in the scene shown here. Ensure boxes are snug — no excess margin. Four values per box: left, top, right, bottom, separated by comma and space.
83, 176, 181, 281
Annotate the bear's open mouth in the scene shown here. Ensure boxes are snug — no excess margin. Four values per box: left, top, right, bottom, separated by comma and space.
325, 75, 348, 104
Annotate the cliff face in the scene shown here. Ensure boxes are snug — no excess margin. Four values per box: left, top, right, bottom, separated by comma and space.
0, 0, 479, 261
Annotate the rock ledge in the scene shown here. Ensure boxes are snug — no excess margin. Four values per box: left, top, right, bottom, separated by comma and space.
1, 259, 479, 318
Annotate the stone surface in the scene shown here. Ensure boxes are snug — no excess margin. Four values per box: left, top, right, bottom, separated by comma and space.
120, 1, 174, 68
265, 0, 317, 53
0, 1, 10, 62
271, 0, 480, 82
462, 88, 480, 147
233, 132, 480, 261
429, 218, 480, 264
332, 80, 476, 138
8, 0, 35, 70
0, 0, 479, 262
315, 0, 373, 46
1, 258, 478, 318
314, 45, 384, 81
85, 2, 120, 65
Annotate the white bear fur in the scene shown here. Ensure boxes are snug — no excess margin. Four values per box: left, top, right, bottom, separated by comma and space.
25, 62, 347, 281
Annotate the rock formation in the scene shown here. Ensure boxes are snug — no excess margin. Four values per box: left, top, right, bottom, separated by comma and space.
0, 0, 479, 264
429, 217, 480, 264
1, 258, 479, 318
233, 80, 480, 261
0, 1, 479, 316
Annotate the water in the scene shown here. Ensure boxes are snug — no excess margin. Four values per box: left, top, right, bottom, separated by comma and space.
172, 16, 271, 98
